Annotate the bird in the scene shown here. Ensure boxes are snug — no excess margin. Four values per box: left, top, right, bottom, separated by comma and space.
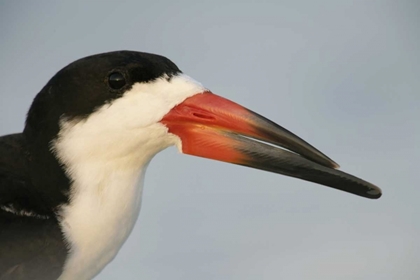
0, 51, 381, 280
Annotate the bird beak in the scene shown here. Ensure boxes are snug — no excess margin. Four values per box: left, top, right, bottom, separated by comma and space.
161, 92, 381, 199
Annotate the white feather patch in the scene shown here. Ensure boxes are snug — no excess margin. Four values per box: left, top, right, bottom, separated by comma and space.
55, 74, 205, 280
0, 205, 50, 219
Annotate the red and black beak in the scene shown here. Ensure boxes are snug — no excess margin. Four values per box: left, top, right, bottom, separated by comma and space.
161, 92, 381, 199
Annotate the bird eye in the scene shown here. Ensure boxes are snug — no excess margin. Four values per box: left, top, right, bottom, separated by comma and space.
108, 72, 126, 89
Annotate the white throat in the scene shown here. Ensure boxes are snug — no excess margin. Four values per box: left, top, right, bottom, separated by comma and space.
58, 162, 148, 280
54, 74, 205, 279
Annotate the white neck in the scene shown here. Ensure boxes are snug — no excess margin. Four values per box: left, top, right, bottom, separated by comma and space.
58, 163, 147, 280
52, 74, 205, 279
55, 121, 179, 280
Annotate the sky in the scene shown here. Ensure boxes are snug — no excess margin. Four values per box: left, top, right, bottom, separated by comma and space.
1, 1, 419, 279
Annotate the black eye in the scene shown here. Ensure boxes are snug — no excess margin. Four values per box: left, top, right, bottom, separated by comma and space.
108, 72, 126, 89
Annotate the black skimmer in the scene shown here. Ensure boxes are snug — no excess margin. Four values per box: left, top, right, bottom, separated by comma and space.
0, 51, 381, 279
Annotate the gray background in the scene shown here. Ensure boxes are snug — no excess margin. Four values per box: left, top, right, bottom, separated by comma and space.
1, 1, 419, 279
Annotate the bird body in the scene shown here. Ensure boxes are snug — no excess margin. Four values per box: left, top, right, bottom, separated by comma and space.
0, 51, 381, 279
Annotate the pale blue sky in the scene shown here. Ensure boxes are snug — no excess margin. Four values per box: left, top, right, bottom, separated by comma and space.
1, 1, 419, 279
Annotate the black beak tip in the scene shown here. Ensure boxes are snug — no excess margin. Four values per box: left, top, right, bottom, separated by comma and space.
366, 187, 382, 199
